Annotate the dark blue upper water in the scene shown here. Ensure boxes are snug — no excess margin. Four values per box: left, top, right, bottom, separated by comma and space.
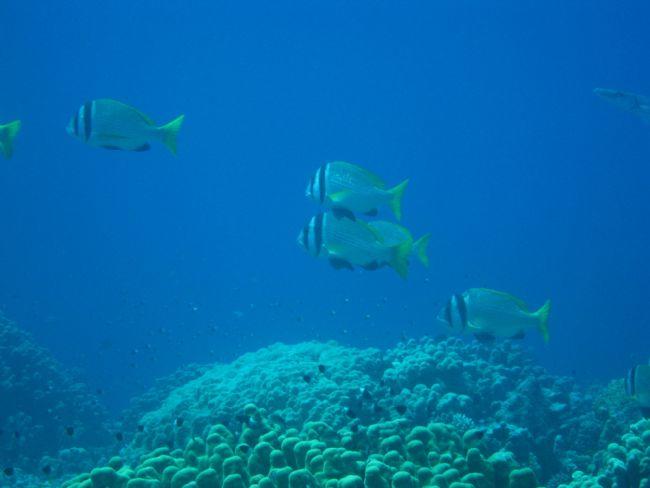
1, 1, 649, 411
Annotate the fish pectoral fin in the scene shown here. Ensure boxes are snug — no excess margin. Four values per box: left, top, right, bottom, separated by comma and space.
510, 330, 526, 340
328, 257, 354, 271
331, 207, 356, 221
473, 332, 496, 342
134, 143, 151, 152
328, 190, 353, 203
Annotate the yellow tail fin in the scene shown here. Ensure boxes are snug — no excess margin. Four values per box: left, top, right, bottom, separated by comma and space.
0, 120, 21, 159
159, 114, 185, 156
390, 240, 411, 280
535, 300, 551, 343
413, 233, 431, 268
388, 179, 409, 221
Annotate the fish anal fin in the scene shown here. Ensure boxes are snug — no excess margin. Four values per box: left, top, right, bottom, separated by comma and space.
474, 333, 496, 342
329, 257, 354, 271
331, 207, 356, 221
134, 143, 151, 152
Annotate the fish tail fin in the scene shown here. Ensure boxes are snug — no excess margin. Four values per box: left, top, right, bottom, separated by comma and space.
0, 120, 21, 159
159, 114, 185, 156
534, 300, 551, 343
390, 241, 411, 280
388, 179, 409, 221
413, 233, 431, 268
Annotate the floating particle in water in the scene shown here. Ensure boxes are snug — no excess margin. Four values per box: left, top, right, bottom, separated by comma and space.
330, 309, 337, 316
41, 465, 52, 475
137, 425, 144, 432
302, 374, 312, 384
3, 467, 14, 476
317, 364, 326, 374
115, 432, 124, 442
364, 314, 371, 320
175, 417, 184, 427
65, 426, 75, 436
395, 404, 407, 415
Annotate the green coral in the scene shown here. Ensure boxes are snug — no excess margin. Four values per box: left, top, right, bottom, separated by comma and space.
63, 405, 538, 488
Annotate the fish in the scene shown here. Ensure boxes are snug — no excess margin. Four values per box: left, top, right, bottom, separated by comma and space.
395, 404, 407, 415
115, 432, 124, 442
305, 161, 409, 221
368, 220, 430, 268
626, 364, 650, 418
437, 288, 551, 343
317, 364, 326, 374
302, 374, 312, 383
175, 417, 184, 427
137, 424, 145, 432
41, 465, 52, 475
0, 120, 21, 159
3, 467, 13, 476
65, 426, 75, 436
66, 99, 184, 154
594, 88, 650, 121
297, 212, 411, 279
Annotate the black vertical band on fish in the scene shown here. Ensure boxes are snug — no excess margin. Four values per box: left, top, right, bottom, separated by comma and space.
314, 213, 324, 256
302, 226, 309, 252
83, 101, 93, 142
309, 173, 315, 199
455, 293, 468, 330
318, 164, 326, 204
627, 366, 637, 396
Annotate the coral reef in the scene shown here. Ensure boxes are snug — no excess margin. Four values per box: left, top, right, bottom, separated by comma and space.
62, 403, 539, 488
559, 418, 650, 488
0, 313, 112, 468
120, 338, 636, 483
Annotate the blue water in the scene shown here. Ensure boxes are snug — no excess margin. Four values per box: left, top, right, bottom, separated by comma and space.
2, 1, 649, 412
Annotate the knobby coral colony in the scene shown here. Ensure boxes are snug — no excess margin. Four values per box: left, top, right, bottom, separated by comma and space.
48, 338, 646, 488
63, 403, 540, 488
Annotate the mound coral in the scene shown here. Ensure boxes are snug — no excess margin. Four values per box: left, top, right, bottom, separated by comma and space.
62, 403, 539, 488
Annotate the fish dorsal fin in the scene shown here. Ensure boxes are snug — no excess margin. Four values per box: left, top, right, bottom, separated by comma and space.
473, 288, 529, 311
330, 161, 386, 188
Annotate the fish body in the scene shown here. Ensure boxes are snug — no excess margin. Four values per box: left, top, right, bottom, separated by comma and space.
0, 120, 21, 159
594, 88, 650, 120
626, 364, 650, 417
368, 220, 430, 268
437, 288, 551, 342
305, 161, 409, 220
67, 99, 184, 154
297, 212, 410, 278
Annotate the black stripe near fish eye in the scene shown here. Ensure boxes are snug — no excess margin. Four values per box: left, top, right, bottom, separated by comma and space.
302, 226, 309, 252
318, 164, 326, 204
83, 101, 92, 142
314, 213, 324, 256
309, 173, 315, 198
628, 366, 637, 396
455, 293, 468, 330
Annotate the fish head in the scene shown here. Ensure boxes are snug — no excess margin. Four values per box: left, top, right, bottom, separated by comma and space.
593, 87, 620, 100
66, 103, 86, 140
297, 214, 324, 257
436, 295, 464, 332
